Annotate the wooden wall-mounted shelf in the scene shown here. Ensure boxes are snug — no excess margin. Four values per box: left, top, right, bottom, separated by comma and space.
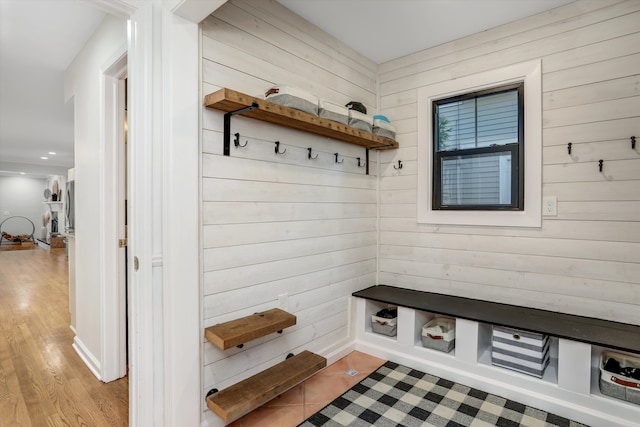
206, 350, 326, 422
204, 88, 399, 151
205, 308, 296, 350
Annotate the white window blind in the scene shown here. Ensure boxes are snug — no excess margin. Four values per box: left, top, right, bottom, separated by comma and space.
435, 87, 520, 209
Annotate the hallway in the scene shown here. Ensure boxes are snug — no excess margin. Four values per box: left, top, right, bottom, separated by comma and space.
0, 247, 128, 426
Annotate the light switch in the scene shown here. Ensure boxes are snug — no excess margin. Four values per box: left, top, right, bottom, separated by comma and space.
543, 196, 557, 217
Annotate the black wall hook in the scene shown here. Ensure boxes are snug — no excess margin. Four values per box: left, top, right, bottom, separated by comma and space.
334, 153, 344, 163
274, 141, 286, 155
357, 157, 366, 168
567, 142, 572, 155
632, 136, 636, 150
234, 132, 248, 148
308, 147, 318, 160
223, 102, 258, 156
599, 159, 604, 172
394, 160, 403, 170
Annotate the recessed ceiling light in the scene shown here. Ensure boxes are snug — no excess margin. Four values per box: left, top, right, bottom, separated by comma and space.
40, 156, 48, 160
19, 172, 25, 175
48, 151, 57, 155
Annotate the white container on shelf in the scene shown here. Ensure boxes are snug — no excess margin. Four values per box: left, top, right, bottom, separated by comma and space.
264, 85, 319, 116
600, 351, 640, 405
371, 308, 397, 337
318, 99, 349, 124
373, 119, 396, 139
422, 317, 456, 353
348, 110, 373, 132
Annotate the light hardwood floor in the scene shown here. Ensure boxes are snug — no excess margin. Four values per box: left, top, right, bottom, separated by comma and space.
0, 247, 128, 426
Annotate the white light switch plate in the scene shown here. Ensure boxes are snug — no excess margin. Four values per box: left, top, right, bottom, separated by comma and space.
543, 196, 557, 216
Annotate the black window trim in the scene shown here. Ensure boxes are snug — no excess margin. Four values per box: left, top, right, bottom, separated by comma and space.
432, 82, 525, 211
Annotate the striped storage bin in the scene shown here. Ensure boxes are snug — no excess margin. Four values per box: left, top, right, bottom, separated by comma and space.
492, 326, 550, 378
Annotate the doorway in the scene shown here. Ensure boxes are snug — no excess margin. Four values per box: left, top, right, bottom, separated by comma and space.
102, 51, 129, 382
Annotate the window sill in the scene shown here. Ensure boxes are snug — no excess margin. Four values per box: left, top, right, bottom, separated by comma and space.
417, 208, 541, 228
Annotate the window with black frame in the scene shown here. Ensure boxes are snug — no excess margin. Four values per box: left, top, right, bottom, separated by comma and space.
432, 82, 524, 210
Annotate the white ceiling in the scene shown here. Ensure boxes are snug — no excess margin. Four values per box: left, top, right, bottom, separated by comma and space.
0, 0, 105, 173
0, 0, 573, 175
277, 0, 574, 64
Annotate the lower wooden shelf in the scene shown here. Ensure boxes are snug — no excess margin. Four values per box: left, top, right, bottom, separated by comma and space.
206, 350, 327, 422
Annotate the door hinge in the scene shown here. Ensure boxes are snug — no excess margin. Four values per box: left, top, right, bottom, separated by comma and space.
119, 238, 127, 248
134, 256, 139, 271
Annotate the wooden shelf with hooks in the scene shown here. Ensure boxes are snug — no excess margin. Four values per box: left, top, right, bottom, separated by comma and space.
205, 308, 296, 350
204, 88, 399, 150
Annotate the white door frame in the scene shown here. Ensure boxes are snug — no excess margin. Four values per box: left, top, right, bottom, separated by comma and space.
100, 49, 128, 382
127, 5, 202, 424
90, 0, 216, 425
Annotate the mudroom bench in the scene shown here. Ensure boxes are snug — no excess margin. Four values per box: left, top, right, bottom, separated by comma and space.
352, 284, 640, 426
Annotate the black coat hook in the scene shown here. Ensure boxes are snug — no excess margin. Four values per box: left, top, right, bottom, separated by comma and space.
632, 136, 636, 149
567, 142, 572, 155
234, 132, 248, 148
357, 157, 366, 168
334, 153, 344, 163
223, 102, 258, 156
394, 160, 403, 170
308, 147, 318, 160
598, 159, 603, 172
274, 141, 286, 155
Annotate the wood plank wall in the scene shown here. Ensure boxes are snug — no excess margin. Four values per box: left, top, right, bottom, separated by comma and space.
377, 0, 640, 324
200, 0, 378, 401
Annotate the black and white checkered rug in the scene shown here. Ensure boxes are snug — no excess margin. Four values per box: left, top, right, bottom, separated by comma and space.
299, 361, 588, 427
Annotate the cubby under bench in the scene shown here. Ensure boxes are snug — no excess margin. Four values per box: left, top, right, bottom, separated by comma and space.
353, 285, 640, 426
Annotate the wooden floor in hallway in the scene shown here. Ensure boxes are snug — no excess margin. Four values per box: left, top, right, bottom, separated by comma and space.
0, 246, 128, 426
0, 245, 384, 426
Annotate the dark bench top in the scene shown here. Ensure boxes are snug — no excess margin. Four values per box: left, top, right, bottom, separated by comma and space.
353, 285, 640, 354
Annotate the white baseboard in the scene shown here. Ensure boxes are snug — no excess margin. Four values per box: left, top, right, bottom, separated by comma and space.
201, 410, 225, 427
72, 336, 102, 381
321, 340, 357, 367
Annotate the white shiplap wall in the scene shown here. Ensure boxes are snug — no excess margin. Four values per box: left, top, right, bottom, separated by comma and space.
378, 0, 640, 324
200, 0, 378, 405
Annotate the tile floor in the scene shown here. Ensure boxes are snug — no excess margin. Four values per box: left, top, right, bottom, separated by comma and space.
228, 351, 386, 427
